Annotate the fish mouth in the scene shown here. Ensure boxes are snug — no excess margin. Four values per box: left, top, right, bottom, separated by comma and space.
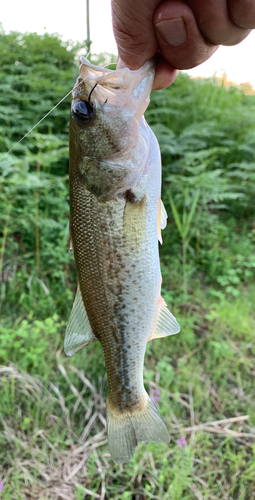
71, 56, 155, 120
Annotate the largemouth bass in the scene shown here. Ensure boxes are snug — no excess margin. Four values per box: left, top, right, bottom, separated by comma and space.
65, 57, 180, 463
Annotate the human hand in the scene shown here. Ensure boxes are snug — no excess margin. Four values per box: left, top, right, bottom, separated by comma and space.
112, 0, 255, 90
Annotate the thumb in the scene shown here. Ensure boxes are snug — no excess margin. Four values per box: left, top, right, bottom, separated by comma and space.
154, 0, 218, 70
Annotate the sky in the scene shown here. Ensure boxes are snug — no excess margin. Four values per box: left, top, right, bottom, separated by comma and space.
1, 0, 255, 87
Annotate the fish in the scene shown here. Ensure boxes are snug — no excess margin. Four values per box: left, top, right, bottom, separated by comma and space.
64, 56, 180, 463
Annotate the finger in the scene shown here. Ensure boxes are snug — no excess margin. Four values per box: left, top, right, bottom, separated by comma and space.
184, 0, 251, 45
118, 56, 179, 91
154, 0, 219, 70
112, 0, 160, 70
152, 60, 179, 90
228, 0, 255, 29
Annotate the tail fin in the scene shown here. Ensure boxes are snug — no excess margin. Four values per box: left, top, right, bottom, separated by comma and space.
106, 393, 170, 463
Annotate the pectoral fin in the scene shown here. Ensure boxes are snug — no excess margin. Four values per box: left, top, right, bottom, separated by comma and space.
64, 285, 98, 356
157, 199, 167, 244
149, 297, 180, 341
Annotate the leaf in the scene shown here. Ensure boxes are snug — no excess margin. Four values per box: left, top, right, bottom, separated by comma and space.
169, 194, 183, 237
182, 189, 200, 239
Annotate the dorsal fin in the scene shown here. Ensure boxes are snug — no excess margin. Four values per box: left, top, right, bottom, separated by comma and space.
149, 297, 180, 341
157, 199, 168, 244
64, 285, 98, 356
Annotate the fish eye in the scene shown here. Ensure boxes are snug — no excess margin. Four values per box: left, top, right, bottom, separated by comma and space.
71, 100, 94, 125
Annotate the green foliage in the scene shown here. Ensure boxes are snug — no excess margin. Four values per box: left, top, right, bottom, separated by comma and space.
0, 315, 63, 373
0, 30, 255, 500
0, 30, 80, 320
146, 74, 255, 296
1, 30, 255, 321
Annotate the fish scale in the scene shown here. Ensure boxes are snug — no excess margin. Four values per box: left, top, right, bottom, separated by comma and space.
71, 179, 145, 403
65, 57, 180, 463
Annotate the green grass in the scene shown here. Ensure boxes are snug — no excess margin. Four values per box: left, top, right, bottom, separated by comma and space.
1, 285, 255, 499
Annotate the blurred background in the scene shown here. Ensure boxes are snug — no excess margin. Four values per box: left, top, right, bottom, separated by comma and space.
0, 2, 255, 499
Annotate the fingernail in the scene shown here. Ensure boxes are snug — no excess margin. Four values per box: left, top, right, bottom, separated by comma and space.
156, 17, 186, 47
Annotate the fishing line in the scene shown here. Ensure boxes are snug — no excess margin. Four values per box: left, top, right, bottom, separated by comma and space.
1, 51, 91, 160
4, 89, 74, 157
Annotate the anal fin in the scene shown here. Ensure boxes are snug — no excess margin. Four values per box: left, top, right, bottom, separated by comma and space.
149, 297, 180, 341
64, 285, 98, 356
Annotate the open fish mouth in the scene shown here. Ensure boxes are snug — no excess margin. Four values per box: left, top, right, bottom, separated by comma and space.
72, 56, 156, 120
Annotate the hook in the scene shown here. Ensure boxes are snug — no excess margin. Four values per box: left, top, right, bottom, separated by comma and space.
88, 83, 98, 103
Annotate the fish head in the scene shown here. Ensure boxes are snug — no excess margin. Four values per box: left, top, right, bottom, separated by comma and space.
69, 57, 155, 199
70, 57, 155, 158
